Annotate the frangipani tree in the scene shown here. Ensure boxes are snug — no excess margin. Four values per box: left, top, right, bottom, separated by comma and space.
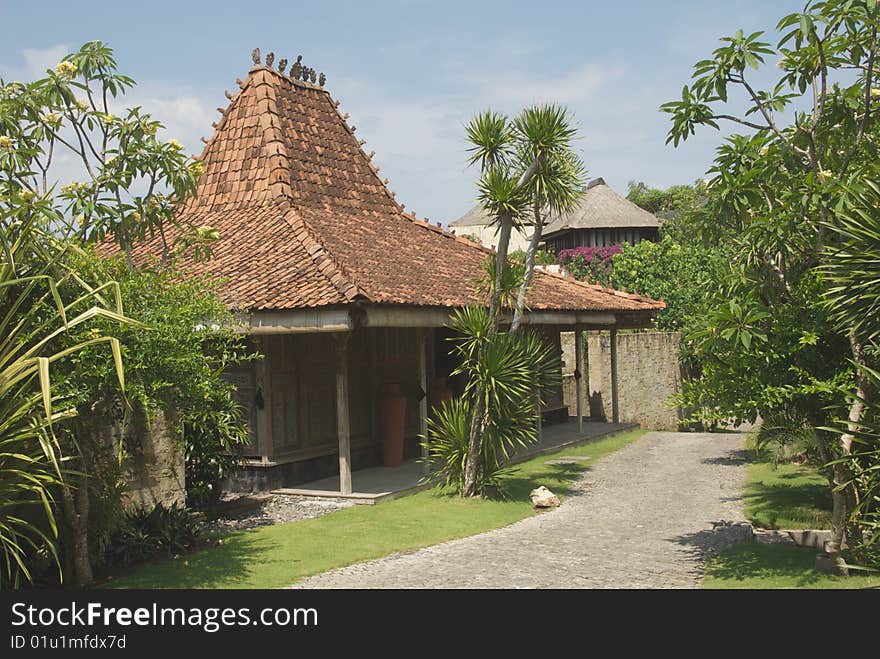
661, 0, 880, 573
0, 40, 207, 265
0, 41, 236, 587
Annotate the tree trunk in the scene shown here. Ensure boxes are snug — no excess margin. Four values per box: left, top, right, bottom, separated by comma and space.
510, 202, 544, 335
825, 331, 870, 573
462, 212, 513, 497
461, 396, 487, 497
488, 214, 513, 322
59, 456, 93, 588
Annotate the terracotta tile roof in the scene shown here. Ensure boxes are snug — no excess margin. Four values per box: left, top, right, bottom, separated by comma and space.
124, 57, 664, 316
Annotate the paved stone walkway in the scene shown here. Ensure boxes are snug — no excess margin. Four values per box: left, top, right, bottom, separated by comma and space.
293, 432, 751, 589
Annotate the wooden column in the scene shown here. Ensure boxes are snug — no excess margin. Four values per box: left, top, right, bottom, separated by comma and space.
253, 336, 274, 463
418, 329, 429, 475
536, 394, 543, 441
574, 325, 584, 434
335, 333, 352, 495
610, 327, 620, 424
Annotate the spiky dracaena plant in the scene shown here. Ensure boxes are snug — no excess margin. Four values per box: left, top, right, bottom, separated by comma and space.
459, 104, 585, 497
421, 305, 560, 495
0, 212, 133, 587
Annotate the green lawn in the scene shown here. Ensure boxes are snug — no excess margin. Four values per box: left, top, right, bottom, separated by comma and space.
744, 451, 832, 530
705, 446, 877, 590
102, 429, 645, 589
704, 543, 880, 589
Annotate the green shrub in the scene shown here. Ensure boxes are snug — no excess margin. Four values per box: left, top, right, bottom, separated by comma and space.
106, 504, 202, 567
185, 392, 248, 511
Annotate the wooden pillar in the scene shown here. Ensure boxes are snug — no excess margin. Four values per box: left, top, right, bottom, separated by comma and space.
335, 333, 352, 495
583, 329, 591, 420
536, 394, 543, 441
610, 327, 620, 424
418, 329, 429, 474
253, 336, 274, 463
574, 325, 584, 434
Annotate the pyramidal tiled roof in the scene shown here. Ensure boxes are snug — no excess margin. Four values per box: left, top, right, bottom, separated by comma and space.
127, 51, 664, 315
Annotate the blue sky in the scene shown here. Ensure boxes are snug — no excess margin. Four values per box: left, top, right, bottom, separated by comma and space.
1, 0, 805, 224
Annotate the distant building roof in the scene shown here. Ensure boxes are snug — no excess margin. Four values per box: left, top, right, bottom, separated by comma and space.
450, 177, 661, 235
449, 204, 494, 228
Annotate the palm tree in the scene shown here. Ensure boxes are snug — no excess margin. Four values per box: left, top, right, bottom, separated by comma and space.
459, 105, 586, 496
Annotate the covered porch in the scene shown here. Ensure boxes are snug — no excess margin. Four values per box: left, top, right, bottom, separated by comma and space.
222, 307, 644, 500
225, 305, 640, 496
272, 419, 638, 503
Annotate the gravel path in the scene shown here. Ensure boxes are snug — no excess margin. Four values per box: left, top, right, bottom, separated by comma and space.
199, 495, 353, 534
294, 431, 751, 589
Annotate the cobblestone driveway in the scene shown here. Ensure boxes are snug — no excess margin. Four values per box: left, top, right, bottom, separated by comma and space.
294, 432, 750, 589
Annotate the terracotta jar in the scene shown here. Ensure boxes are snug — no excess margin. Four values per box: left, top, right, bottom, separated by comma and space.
380, 383, 406, 467
429, 376, 454, 415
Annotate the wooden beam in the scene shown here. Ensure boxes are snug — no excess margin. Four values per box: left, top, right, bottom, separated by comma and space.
506, 311, 615, 326
610, 328, 620, 424
574, 325, 584, 434
365, 307, 452, 328
335, 333, 352, 495
244, 309, 352, 334
418, 329, 429, 475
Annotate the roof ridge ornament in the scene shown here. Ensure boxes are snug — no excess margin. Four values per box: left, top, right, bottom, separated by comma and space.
248, 49, 327, 87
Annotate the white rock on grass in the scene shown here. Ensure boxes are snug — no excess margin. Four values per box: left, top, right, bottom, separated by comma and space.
530, 486, 560, 508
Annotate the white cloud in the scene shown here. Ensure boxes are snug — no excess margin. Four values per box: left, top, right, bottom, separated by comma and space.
2, 43, 71, 81
476, 62, 626, 107
21, 44, 71, 77
117, 84, 216, 156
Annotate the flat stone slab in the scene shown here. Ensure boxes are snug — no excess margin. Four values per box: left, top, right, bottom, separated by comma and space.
293, 431, 749, 589
544, 456, 591, 465
754, 529, 834, 549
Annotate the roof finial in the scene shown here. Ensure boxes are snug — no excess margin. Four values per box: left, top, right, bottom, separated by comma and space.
265, 52, 275, 69
278, 58, 287, 74
291, 55, 303, 79
251, 48, 261, 66
224, 89, 234, 100
309, 69, 317, 84
319, 72, 326, 86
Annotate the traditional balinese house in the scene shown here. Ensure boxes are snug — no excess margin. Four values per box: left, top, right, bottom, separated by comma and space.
447, 205, 532, 252
129, 50, 665, 495
450, 177, 661, 254
542, 178, 661, 253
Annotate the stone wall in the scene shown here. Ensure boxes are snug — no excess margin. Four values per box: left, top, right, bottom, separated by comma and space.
561, 331, 682, 431
118, 407, 185, 510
